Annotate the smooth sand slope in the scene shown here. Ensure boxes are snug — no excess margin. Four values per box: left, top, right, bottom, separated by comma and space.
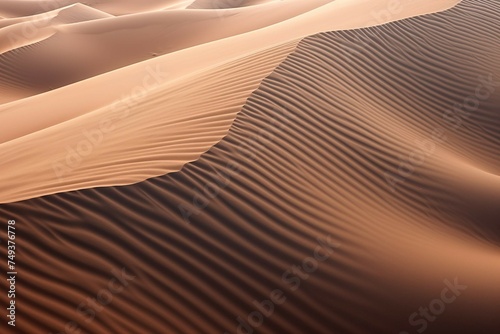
0, 3, 112, 29
0, 0, 191, 17
0, 0, 460, 103
1, 0, 499, 333
0, 0, 333, 102
0, 4, 113, 58
0, 0, 459, 203
188, 0, 277, 8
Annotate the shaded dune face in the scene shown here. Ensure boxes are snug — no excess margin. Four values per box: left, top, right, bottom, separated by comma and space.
1, 0, 500, 333
0, 0, 463, 204
0, 40, 299, 204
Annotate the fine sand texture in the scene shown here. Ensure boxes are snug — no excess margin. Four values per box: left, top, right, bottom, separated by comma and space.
1, 0, 500, 333
0, 0, 459, 203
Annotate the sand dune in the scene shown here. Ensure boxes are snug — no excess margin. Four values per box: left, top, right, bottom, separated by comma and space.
0, 0, 459, 203
0, 0, 459, 104
50, 3, 114, 24
0, 4, 113, 56
0, 40, 299, 203
0, 0, 192, 17
188, 0, 278, 9
1, 1, 499, 333
0, 0, 333, 103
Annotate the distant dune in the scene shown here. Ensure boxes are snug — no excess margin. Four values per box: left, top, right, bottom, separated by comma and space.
1, 0, 499, 334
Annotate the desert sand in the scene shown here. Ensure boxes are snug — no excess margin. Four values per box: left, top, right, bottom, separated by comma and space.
1, 0, 499, 333
0, 0, 461, 203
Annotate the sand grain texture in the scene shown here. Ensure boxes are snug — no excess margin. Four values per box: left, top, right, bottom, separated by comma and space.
1, 0, 499, 333
0, 0, 460, 202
